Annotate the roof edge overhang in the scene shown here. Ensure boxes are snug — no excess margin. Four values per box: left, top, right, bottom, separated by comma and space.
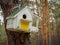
6, 16, 15, 20
6, 6, 28, 20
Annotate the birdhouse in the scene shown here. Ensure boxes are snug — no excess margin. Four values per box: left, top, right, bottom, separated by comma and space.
6, 6, 39, 32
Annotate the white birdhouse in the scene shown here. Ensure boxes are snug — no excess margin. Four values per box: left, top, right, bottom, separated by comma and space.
6, 6, 39, 32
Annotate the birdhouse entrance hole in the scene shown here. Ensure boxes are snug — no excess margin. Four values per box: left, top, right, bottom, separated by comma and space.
23, 14, 26, 19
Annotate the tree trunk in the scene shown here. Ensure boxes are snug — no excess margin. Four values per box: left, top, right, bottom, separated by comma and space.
0, 0, 30, 45
43, 0, 49, 45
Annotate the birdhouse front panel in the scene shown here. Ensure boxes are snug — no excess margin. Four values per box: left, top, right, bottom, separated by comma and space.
16, 7, 33, 32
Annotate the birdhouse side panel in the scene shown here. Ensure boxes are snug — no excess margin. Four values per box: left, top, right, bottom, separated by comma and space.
13, 18, 18, 29
6, 19, 14, 29
6, 20, 9, 28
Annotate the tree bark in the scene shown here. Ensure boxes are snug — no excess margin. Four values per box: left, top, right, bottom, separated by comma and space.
43, 0, 49, 45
